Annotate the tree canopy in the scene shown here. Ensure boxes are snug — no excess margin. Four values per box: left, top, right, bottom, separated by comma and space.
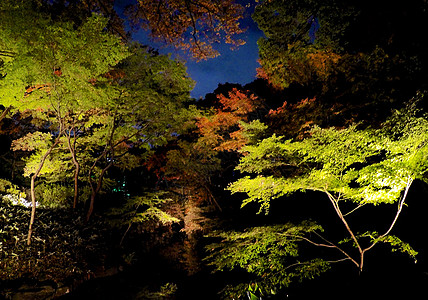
127, 0, 246, 60
205, 102, 428, 295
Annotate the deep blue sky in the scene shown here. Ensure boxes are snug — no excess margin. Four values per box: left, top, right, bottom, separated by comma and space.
116, 1, 264, 99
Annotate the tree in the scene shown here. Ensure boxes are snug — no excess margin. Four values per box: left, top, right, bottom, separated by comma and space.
1, 1, 129, 244
108, 191, 180, 245
82, 44, 195, 220
253, 0, 354, 89
148, 88, 261, 212
206, 101, 428, 295
196, 88, 260, 152
126, 0, 246, 60
252, 0, 428, 118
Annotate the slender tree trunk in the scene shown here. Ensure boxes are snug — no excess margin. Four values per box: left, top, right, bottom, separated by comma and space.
66, 130, 80, 209
86, 115, 118, 221
86, 161, 113, 221
27, 139, 60, 245
28, 174, 37, 246
85, 114, 143, 220
73, 163, 80, 209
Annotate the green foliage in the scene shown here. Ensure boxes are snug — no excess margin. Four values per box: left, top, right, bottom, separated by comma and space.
374, 234, 418, 260
239, 120, 269, 146
0, 5, 129, 112
338, 231, 418, 262
35, 183, 73, 209
216, 106, 428, 294
363, 232, 417, 260
2, 2, 195, 215
230, 116, 428, 209
0, 178, 21, 196
11, 132, 52, 152
247, 283, 263, 300
136, 282, 178, 299
108, 191, 180, 243
253, 0, 354, 88
87, 44, 195, 154
205, 221, 330, 297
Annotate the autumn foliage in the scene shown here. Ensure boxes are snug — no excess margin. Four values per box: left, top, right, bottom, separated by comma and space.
197, 88, 259, 151
128, 0, 246, 60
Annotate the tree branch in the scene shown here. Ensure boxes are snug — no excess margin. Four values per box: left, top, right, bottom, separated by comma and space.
325, 190, 363, 270
0, 106, 11, 123
343, 203, 366, 217
284, 257, 351, 272
362, 176, 413, 254
294, 232, 360, 268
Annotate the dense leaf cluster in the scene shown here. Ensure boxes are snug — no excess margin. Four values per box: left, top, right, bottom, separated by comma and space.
205, 221, 330, 297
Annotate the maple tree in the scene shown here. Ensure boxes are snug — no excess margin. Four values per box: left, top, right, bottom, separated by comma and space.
196, 88, 260, 151
127, 0, 246, 60
1, 1, 197, 248
1, 0, 428, 297
82, 43, 195, 220
156, 89, 261, 209
1, 1, 129, 243
207, 101, 428, 295
143, 88, 263, 268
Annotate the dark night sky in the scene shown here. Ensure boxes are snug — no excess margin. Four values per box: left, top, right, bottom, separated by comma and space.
115, 1, 264, 99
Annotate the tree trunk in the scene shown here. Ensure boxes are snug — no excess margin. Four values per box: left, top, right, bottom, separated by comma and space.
66, 131, 80, 209
86, 162, 113, 221
73, 163, 80, 209
27, 139, 60, 245
27, 174, 37, 246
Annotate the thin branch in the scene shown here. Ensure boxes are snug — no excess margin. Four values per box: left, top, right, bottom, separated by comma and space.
343, 203, 366, 217
325, 190, 363, 270
184, 0, 204, 53
313, 232, 359, 267
284, 257, 351, 272
295, 232, 360, 268
294, 234, 336, 248
120, 222, 133, 246
362, 176, 413, 254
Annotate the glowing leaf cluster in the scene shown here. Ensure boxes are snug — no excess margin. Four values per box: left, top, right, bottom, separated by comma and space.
205, 221, 330, 297
196, 88, 259, 151
230, 115, 428, 211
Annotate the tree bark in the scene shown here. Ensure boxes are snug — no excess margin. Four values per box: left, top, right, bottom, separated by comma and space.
86, 161, 113, 221
27, 138, 61, 245
66, 129, 80, 209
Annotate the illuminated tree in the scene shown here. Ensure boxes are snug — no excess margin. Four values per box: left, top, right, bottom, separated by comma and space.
150, 88, 262, 212
127, 0, 246, 60
206, 101, 428, 295
1, 1, 129, 244
82, 44, 195, 220
196, 88, 260, 152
